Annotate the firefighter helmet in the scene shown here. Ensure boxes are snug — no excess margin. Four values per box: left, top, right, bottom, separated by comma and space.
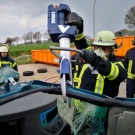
92, 30, 116, 46
0, 46, 8, 52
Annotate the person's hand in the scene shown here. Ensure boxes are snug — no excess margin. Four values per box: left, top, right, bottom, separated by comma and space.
65, 12, 83, 34
81, 49, 98, 67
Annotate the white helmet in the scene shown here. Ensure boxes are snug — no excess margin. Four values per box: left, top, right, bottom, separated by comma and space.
0, 44, 9, 49
92, 30, 116, 46
0, 46, 8, 52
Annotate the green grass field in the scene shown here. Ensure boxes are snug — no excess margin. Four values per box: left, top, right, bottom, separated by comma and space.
9, 43, 58, 51
9, 43, 59, 57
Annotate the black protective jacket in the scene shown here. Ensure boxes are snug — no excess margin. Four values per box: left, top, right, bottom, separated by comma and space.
0, 55, 18, 72
73, 38, 127, 98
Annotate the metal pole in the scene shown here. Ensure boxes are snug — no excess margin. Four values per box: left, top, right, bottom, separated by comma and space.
93, 0, 96, 37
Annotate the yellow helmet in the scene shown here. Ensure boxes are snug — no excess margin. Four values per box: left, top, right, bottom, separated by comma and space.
0, 46, 8, 52
92, 30, 116, 46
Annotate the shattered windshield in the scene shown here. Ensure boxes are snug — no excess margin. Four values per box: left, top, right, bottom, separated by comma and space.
56, 95, 109, 135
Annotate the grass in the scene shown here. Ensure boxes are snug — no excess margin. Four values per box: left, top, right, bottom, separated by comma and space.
9, 43, 59, 51
14, 55, 34, 65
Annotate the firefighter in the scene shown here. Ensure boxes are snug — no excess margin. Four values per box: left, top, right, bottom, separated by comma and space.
124, 37, 135, 98
0, 46, 18, 72
66, 12, 127, 135
66, 12, 127, 98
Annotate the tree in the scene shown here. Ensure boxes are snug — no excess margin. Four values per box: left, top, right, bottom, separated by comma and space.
125, 6, 135, 29
27, 31, 34, 43
128, 30, 135, 35
115, 29, 128, 36
22, 34, 29, 44
43, 30, 51, 42
115, 29, 135, 36
4, 37, 17, 45
14, 37, 20, 45
33, 32, 42, 43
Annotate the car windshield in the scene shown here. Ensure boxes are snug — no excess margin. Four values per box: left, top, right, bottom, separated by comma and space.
56, 95, 109, 135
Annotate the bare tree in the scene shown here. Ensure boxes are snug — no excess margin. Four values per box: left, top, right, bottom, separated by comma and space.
33, 32, 42, 43
125, 5, 135, 29
22, 34, 28, 44
43, 30, 51, 42
14, 37, 21, 45
27, 31, 34, 44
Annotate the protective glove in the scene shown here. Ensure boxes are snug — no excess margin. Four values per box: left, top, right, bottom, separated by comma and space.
75, 49, 97, 67
65, 12, 83, 34
81, 49, 98, 67
76, 49, 111, 75
82, 49, 111, 76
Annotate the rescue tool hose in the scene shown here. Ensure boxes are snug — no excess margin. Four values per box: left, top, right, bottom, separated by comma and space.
1, 85, 135, 108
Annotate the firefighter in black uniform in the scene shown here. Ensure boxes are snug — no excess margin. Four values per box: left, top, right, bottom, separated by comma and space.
124, 37, 135, 98
66, 12, 127, 98
66, 12, 127, 135
0, 45, 18, 72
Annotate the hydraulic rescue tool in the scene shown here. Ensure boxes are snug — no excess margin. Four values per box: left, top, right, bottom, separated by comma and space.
48, 4, 79, 102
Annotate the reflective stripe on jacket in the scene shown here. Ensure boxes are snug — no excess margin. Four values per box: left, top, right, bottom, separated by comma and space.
73, 61, 125, 112
74, 62, 121, 92
127, 60, 135, 80
124, 47, 135, 80
0, 60, 17, 69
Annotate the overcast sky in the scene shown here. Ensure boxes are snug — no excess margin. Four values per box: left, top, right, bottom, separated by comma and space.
0, 0, 135, 43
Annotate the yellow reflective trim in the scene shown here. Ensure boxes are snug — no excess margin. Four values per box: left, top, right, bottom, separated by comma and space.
76, 64, 89, 88
127, 73, 135, 80
86, 46, 94, 51
0, 61, 1, 67
94, 74, 104, 94
76, 33, 84, 40
73, 64, 89, 112
73, 99, 83, 112
73, 79, 78, 82
76, 65, 78, 70
1, 61, 10, 65
73, 65, 79, 82
12, 62, 16, 68
86, 47, 92, 50
128, 60, 132, 73
114, 61, 125, 68
106, 63, 119, 80
127, 60, 135, 80
0, 61, 13, 68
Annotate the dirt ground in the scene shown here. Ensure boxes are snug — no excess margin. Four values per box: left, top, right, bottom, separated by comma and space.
18, 63, 60, 83
18, 63, 126, 97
